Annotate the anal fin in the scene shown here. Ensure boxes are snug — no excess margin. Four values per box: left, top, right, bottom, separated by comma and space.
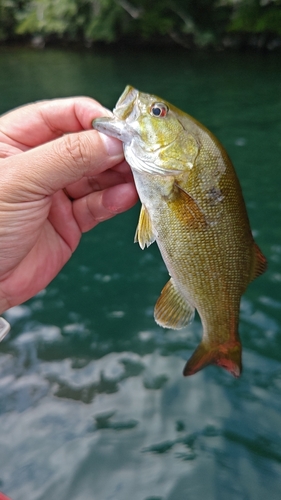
183, 340, 242, 378
134, 204, 156, 250
154, 278, 195, 330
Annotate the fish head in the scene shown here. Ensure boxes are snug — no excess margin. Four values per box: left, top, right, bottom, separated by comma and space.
93, 85, 199, 177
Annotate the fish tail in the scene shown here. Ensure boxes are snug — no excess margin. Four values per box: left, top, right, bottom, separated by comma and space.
183, 340, 242, 378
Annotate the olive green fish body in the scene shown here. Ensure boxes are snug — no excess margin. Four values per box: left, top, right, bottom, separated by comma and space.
132, 157, 253, 377
93, 86, 266, 377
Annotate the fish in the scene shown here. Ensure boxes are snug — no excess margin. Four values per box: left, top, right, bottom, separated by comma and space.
93, 85, 267, 377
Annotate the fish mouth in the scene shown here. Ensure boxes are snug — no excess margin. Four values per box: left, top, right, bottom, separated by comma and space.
93, 86, 140, 143
114, 85, 139, 120
92, 116, 134, 144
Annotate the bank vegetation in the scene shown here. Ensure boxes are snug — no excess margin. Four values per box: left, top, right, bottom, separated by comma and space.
1, 0, 281, 49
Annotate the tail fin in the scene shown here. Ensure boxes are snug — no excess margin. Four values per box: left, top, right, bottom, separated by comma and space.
183, 340, 242, 378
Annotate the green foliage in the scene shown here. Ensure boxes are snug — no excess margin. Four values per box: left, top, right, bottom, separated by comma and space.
85, 0, 123, 42
0, 0, 280, 47
0, 0, 20, 40
229, 0, 281, 36
15, 0, 80, 38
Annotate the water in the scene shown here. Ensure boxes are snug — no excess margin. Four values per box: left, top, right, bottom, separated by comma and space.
0, 46, 280, 500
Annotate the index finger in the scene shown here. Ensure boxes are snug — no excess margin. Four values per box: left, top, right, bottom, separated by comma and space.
0, 97, 111, 150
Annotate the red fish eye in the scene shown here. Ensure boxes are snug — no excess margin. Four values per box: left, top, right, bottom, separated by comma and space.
150, 103, 169, 118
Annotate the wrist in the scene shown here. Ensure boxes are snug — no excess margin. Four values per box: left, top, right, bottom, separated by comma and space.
0, 317, 10, 341
0, 292, 11, 341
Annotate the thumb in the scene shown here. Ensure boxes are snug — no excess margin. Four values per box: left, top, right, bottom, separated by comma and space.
1, 129, 124, 201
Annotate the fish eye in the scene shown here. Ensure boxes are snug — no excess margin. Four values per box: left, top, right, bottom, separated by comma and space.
150, 102, 169, 118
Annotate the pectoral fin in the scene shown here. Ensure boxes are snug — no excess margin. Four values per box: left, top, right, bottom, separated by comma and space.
134, 204, 156, 250
154, 278, 195, 330
167, 184, 207, 229
183, 339, 242, 378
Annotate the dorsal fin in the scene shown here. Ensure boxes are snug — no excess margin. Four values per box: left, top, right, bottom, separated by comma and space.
249, 243, 267, 283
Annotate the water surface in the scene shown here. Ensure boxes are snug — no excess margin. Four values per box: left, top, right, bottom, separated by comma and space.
0, 46, 280, 500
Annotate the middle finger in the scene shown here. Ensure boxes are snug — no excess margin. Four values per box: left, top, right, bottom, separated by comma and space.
63, 161, 134, 199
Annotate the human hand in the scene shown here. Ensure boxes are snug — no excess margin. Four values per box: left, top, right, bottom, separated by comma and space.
0, 492, 12, 500
0, 97, 138, 313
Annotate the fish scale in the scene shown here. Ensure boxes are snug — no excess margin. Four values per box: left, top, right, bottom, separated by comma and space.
93, 85, 267, 378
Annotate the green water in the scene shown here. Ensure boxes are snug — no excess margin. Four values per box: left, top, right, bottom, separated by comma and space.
0, 46, 280, 500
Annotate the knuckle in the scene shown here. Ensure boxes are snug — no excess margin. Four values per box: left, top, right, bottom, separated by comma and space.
58, 133, 92, 171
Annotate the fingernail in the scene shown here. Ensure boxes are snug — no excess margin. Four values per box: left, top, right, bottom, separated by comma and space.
100, 134, 124, 157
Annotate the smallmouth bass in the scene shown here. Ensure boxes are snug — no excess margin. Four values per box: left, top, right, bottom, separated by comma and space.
93, 86, 267, 378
